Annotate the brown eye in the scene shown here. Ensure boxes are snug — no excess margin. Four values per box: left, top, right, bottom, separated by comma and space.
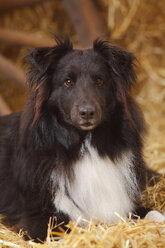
95, 79, 103, 86
64, 79, 74, 87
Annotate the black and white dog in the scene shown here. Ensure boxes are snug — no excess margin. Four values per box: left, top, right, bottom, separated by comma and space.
0, 38, 161, 241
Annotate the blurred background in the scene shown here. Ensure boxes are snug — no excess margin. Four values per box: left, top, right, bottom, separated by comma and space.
0, 0, 165, 172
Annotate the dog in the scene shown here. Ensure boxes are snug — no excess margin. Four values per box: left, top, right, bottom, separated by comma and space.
0, 37, 161, 241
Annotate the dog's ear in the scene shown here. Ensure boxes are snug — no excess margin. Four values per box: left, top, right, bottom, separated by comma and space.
93, 39, 137, 128
27, 37, 73, 124
28, 37, 73, 90
93, 39, 136, 93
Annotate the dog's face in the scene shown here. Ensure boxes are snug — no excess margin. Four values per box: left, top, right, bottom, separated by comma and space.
49, 49, 114, 130
28, 38, 136, 132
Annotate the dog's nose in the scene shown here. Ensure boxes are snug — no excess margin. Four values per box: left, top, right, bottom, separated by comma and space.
79, 106, 95, 120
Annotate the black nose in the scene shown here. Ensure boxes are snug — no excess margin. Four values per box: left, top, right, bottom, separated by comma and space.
79, 106, 95, 120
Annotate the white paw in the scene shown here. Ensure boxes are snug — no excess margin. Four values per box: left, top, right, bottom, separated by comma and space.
145, 210, 165, 223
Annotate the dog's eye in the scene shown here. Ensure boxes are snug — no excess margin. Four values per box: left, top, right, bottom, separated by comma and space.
64, 79, 74, 87
95, 79, 103, 86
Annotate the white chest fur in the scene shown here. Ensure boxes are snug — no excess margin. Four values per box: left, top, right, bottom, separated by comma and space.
53, 140, 139, 224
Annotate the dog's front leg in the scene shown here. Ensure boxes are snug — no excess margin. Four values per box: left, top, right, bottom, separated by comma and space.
15, 210, 70, 242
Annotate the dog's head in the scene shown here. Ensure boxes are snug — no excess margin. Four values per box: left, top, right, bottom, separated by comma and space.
27, 37, 136, 132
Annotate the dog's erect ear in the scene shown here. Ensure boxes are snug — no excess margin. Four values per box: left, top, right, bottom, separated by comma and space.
93, 38, 136, 93
27, 37, 73, 124
93, 39, 137, 128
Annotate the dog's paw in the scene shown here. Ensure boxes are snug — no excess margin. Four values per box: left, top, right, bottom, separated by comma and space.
145, 210, 165, 222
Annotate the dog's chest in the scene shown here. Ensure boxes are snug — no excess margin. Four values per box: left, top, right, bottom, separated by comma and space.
53, 142, 138, 224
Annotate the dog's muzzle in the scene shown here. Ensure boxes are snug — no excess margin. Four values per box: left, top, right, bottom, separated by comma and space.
71, 104, 102, 130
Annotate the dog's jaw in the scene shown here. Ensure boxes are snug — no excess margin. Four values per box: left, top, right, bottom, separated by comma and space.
79, 123, 97, 131
71, 120, 99, 131
71, 117, 101, 131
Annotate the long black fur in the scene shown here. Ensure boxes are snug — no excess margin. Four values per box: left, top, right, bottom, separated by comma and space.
0, 38, 154, 241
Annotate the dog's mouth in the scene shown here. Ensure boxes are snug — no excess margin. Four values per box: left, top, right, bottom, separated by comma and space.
79, 121, 97, 131
73, 119, 100, 131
